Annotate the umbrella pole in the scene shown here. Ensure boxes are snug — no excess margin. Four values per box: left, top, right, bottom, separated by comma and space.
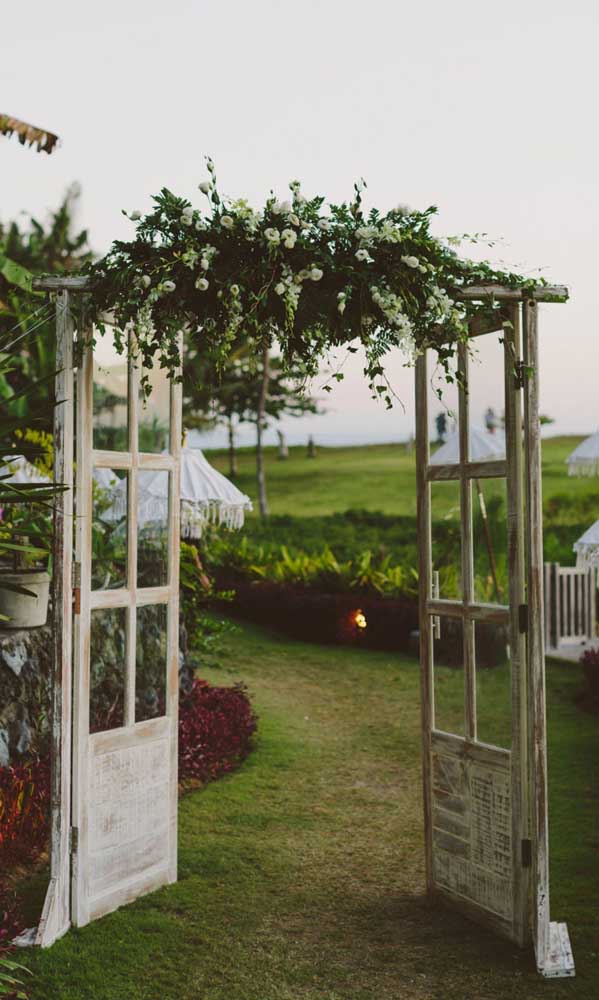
475, 479, 502, 601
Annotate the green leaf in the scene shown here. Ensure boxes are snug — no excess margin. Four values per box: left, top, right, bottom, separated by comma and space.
0, 254, 36, 293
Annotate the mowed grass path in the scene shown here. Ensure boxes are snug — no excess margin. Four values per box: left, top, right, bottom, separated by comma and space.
28, 622, 599, 999
206, 435, 593, 518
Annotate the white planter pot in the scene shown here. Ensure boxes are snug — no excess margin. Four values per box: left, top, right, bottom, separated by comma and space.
0, 570, 50, 629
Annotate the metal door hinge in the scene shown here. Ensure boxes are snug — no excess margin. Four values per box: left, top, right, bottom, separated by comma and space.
521, 838, 532, 867
518, 604, 529, 634
69, 826, 79, 855
514, 360, 527, 390
73, 561, 81, 614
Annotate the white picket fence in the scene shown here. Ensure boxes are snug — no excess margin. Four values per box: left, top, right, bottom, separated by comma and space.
543, 562, 597, 652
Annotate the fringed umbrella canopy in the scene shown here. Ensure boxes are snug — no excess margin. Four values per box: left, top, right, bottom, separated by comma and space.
430, 426, 505, 465
104, 447, 252, 538
0, 114, 59, 154
1, 454, 51, 484
566, 432, 599, 478
573, 519, 599, 569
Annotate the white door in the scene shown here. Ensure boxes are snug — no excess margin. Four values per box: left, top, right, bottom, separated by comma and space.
71, 331, 181, 925
415, 302, 573, 975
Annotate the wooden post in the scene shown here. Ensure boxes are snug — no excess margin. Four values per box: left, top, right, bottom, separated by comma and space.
523, 299, 574, 976
504, 303, 528, 948
415, 353, 434, 891
36, 291, 74, 947
457, 341, 476, 741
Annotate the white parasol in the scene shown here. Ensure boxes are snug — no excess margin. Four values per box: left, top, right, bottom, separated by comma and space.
565, 432, 599, 478
1, 454, 51, 484
573, 520, 599, 569
93, 467, 119, 491
104, 447, 252, 538
430, 426, 505, 465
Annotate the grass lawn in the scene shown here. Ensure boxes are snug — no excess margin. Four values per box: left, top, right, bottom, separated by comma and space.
27, 621, 599, 999
206, 435, 597, 519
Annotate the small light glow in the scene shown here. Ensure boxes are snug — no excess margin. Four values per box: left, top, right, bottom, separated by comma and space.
354, 610, 367, 630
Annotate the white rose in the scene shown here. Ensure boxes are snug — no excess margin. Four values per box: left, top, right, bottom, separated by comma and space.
289, 213, 300, 227
221, 215, 234, 229
140, 275, 151, 288
297, 269, 311, 281
199, 181, 211, 194
195, 277, 209, 291
318, 219, 331, 232
265, 228, 281, 243
355, 249, 370, 261
163, 280, 176, 292
275, 282, 286, 296
200, 258, 209, 270
230, 284, 240, 296
130, 211, 141, 221
418, 264, 427, 274
401, 254, 419, 268
310, 268, 323, 281
180, 214, 193, 225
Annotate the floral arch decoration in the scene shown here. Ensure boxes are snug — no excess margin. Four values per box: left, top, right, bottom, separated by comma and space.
85, 160, 567, 397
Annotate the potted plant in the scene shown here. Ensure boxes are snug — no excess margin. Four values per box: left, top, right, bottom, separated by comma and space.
0, 494, 51, 628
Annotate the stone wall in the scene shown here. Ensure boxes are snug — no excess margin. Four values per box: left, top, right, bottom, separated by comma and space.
0, 626, 52, 766
1, 619, 193, 766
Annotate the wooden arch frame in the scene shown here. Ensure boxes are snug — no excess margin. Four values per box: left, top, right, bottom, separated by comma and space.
31, 276, 573, 978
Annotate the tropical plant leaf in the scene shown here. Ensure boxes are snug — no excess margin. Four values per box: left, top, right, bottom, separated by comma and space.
0, 113, 59, 154
0, 254, 35, 294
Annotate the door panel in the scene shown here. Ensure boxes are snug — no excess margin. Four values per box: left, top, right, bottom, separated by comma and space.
416, 314, 527, 945
72, 332, 181, 926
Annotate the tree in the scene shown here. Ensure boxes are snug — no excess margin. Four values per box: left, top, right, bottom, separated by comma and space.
0, 185, 93, 427
184, 349, 321, 517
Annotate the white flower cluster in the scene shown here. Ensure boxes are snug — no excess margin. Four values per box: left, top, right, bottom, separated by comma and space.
426, 285, 454, 321
264, 227, 298, 249
275, 266, 302, 311
180, 205, 195, 226
370, 284, 415, 345
337, 289, 349, 315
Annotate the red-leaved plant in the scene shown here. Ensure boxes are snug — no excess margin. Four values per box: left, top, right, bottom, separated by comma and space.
0, 757, 50, 868
178, 679, 257, 783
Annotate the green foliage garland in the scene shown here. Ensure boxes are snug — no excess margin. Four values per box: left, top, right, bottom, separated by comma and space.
86, 160, 539, 405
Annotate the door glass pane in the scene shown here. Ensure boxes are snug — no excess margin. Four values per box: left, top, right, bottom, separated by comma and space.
465, 331, 506, 450
433, 615, 464, 736
90, 607, 127, 733
139, 366, 171, 453
136, 604, 168, 722
137, 470, 169, 587
92, 469, 128, 590
431, 482, 461, 600
475, 622, 511, 748
427, 350, 460, 452
472, 478, 508, 604
93, 334, 129, 450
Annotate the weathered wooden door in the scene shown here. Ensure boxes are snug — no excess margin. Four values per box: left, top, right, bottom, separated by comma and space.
71, 330, 181, 926
415, 301, 574, 976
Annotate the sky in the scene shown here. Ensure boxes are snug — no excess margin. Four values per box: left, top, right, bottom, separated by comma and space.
2, 0, 598, 449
